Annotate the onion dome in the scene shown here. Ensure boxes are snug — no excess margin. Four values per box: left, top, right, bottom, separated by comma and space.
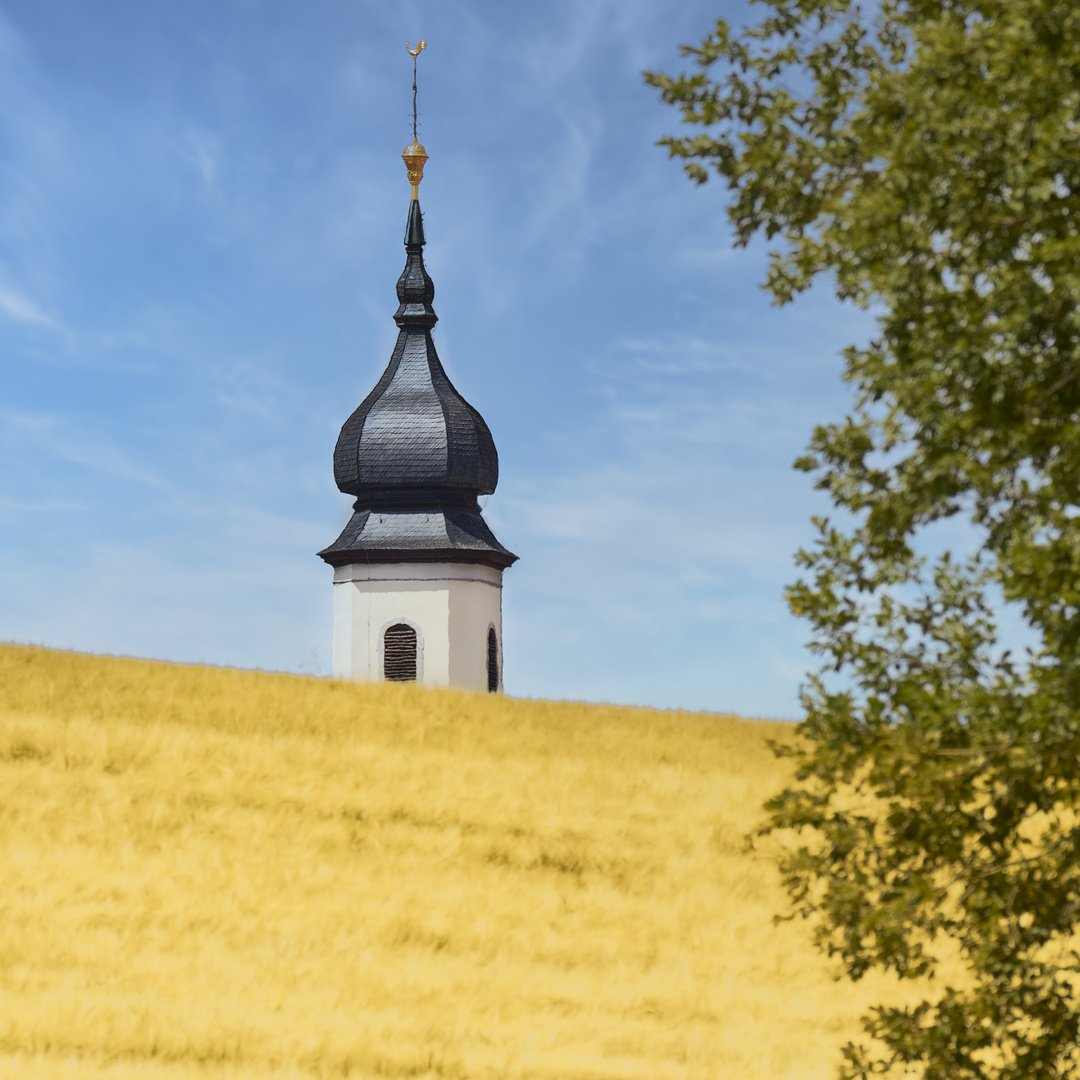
318, 169, 516, 570
330, 201, 499, 502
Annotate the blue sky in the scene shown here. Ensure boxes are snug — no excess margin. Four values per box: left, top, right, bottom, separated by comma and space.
0, 0, 876, 718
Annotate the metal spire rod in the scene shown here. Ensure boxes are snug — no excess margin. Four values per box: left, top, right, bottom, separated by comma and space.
402, 42, 430, 207
406, 40, 426, 142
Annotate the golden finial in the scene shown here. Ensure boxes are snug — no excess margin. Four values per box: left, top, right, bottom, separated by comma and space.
402, 41, 428, 199
402, 140, 428, 198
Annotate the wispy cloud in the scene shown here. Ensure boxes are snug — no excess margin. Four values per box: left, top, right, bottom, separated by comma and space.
178, 126, 223, 190
0, 280, 69, 339
0, 409, 168, 490
0, 494, 85, 515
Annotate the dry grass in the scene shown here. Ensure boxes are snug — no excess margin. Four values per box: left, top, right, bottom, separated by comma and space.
0, 643, 917, 1079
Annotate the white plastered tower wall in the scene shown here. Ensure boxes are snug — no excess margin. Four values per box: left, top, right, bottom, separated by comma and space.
332, 562, 504, 691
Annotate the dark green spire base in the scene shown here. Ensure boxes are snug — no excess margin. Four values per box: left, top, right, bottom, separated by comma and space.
405, 198, 425, 246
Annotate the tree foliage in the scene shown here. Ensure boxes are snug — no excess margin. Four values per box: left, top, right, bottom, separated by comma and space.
646, 3, 1080, 1077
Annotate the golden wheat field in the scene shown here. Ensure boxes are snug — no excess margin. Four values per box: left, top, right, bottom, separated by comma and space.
0, 641, 923, 1080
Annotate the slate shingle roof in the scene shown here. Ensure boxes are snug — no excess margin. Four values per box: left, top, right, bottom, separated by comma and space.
319, 197, 517, 570
317, 507, 517, 570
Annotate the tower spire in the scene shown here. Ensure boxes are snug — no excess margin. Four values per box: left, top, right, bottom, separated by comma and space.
319, 40, 516, 693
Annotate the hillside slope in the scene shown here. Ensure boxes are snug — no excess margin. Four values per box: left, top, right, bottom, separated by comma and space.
1, 644, 903, 1079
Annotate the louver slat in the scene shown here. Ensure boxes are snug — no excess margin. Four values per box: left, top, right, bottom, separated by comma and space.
384, 624, 417, 682
487, 627, 498, 693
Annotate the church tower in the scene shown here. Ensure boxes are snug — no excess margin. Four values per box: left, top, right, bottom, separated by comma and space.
318, 43, 517, 692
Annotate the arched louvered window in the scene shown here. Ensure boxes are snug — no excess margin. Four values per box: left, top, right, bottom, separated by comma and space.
384, 623, 417, 683
487, 626, 499, 693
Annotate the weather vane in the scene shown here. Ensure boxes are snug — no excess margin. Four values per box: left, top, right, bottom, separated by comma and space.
402, 40, 428, 199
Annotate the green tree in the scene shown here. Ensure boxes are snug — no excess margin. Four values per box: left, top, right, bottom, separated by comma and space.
646, 3, 1080, 1077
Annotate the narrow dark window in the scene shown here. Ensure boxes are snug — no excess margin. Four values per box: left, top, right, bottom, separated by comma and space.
384, 623, 417, 682
487, 626, 499, 693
